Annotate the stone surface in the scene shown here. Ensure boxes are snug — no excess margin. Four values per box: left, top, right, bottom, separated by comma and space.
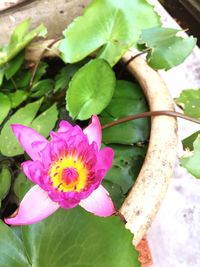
147, 1, 200, 267
0, 0, 90, 46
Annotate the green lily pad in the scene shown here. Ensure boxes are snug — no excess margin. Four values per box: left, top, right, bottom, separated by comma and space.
67, 59, 116, 120
101, 80, 150, 144
138, 27, 196, 70
59, 0, 160, 66
0, 207, 141, 267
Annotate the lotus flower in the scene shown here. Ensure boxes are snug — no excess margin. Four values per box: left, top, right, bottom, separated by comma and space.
5, 115, 115, 225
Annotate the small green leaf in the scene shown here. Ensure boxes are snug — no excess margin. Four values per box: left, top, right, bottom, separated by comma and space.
0, 20, 47, 66
0, 165, 12, 204
0, 92, 11, 124
176, 89, 200, 118
180, 135, 200, 179
10, 19, 31, 46
31, 79, 54, 98
54, 64, 79, 92
0, 101, 58, 156
14, 172, 33, 201
31, 104, 58, 138
0, 68, 4, 86
0, 98, 43, 157
67, 59, 116, 120
3, 68, 32, 90
59, 0, 160, 66
138, 27, 196, 70
182, 131, 200, 150
101, 80, 150, 144
33, 62, 49, 83
8, 90, 28, 108
4, 51, 24, 80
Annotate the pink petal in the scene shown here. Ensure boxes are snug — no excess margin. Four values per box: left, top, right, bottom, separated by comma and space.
58, 120, 73, 133
79, 185, 115, 217
96, 147, 114, 174
4, 185, 60, 225
22, 160, 45, 184
83, 115, 102, 150
11, 124, 48, 161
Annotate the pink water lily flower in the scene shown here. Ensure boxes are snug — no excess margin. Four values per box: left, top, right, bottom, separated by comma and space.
5, 115, 115, 225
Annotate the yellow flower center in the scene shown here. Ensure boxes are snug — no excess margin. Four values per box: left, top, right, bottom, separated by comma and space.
49, 156, 88, 192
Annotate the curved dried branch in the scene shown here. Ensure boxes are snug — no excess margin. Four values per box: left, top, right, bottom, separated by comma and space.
120, 50, 178, 245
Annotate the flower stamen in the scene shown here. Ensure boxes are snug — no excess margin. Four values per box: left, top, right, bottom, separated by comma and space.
49, 156, 88, 192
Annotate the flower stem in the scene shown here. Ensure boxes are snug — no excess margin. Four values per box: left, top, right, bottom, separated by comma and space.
102, 110, 200, 129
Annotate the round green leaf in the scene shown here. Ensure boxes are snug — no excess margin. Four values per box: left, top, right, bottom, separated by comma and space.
59, 0, 160, 66
67, 59, 116, 120
0, 92, 11, 124
20, 207, 140, 267
101, 80, 150, 144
